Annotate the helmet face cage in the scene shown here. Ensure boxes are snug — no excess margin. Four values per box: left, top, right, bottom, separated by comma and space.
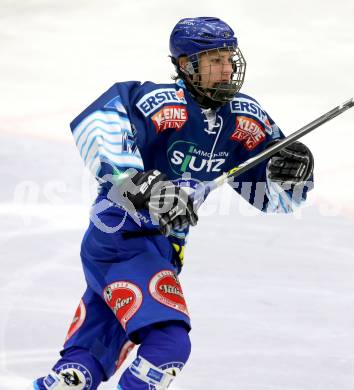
181, 45, 246, 104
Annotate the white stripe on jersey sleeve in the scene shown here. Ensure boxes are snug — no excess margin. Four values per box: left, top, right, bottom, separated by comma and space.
71, 110, 144, 178
73, 111, 132, 140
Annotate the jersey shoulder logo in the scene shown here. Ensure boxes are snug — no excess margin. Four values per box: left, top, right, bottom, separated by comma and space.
152, 105, 188, 133
230, 115, 266, 150
136, 88, 187, 116
230, 97, 273, 135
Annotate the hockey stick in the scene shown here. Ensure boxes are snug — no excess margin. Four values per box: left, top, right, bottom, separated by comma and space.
193, 97, 354, 208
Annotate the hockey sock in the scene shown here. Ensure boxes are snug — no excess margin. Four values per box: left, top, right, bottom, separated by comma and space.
118, 321, 191, 389
34, 347, 105, 389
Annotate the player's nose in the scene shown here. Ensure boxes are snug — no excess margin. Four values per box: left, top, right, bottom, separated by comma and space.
221, 62, 233, 78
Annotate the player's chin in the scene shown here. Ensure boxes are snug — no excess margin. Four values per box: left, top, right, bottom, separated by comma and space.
208, 80, 231, 89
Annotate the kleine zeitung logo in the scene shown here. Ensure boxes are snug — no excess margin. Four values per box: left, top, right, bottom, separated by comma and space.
152, 105, 188, 133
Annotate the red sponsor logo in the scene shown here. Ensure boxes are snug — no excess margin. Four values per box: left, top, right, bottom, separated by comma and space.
103, 281, 143, 330
149, 270, 189, 316
175, 88, 185, 101
115, 340, 136, 371
152, 106, 188, 133
231, 116, 266, 150
65, 299, 86, 342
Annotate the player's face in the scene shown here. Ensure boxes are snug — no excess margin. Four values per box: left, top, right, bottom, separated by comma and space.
197, 49, 234, 90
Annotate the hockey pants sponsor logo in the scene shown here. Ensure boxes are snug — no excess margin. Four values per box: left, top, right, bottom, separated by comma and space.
115, 340, 136, 371
65, 299, 87, 343
103, 281, 143, 330
149, 270, 189, 316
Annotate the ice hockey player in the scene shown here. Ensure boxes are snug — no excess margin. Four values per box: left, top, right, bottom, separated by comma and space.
33, 16, 314, 389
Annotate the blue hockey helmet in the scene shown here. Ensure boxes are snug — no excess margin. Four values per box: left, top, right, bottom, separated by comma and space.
169, 17, 246, 108
169, 17, 238, 59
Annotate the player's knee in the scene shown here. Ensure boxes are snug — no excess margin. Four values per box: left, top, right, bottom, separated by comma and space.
138, 321, 191, 363
162, 321, 192, 362
124, 321, 191, 388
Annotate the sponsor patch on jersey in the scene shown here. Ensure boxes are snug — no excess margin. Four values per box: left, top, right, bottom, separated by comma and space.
65, 299, 86, 343
149, 270, 189, 316
103, 281, 143, 330
151, 105, 188, 133
230, 116, 266, 150
54, 363, 92, 389
230, 97, 267, 121
137, 88, 187, 116
230, 99, 273, 136
167, 141, 228, 175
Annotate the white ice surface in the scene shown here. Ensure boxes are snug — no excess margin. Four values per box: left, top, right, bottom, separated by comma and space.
1, 1, 354, 389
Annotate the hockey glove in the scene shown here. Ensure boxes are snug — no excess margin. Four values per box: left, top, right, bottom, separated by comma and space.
123, 169, 198, 236
267, 141, 314, 184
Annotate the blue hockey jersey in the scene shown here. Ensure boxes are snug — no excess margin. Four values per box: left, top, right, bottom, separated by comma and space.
70, 79, 310, 257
